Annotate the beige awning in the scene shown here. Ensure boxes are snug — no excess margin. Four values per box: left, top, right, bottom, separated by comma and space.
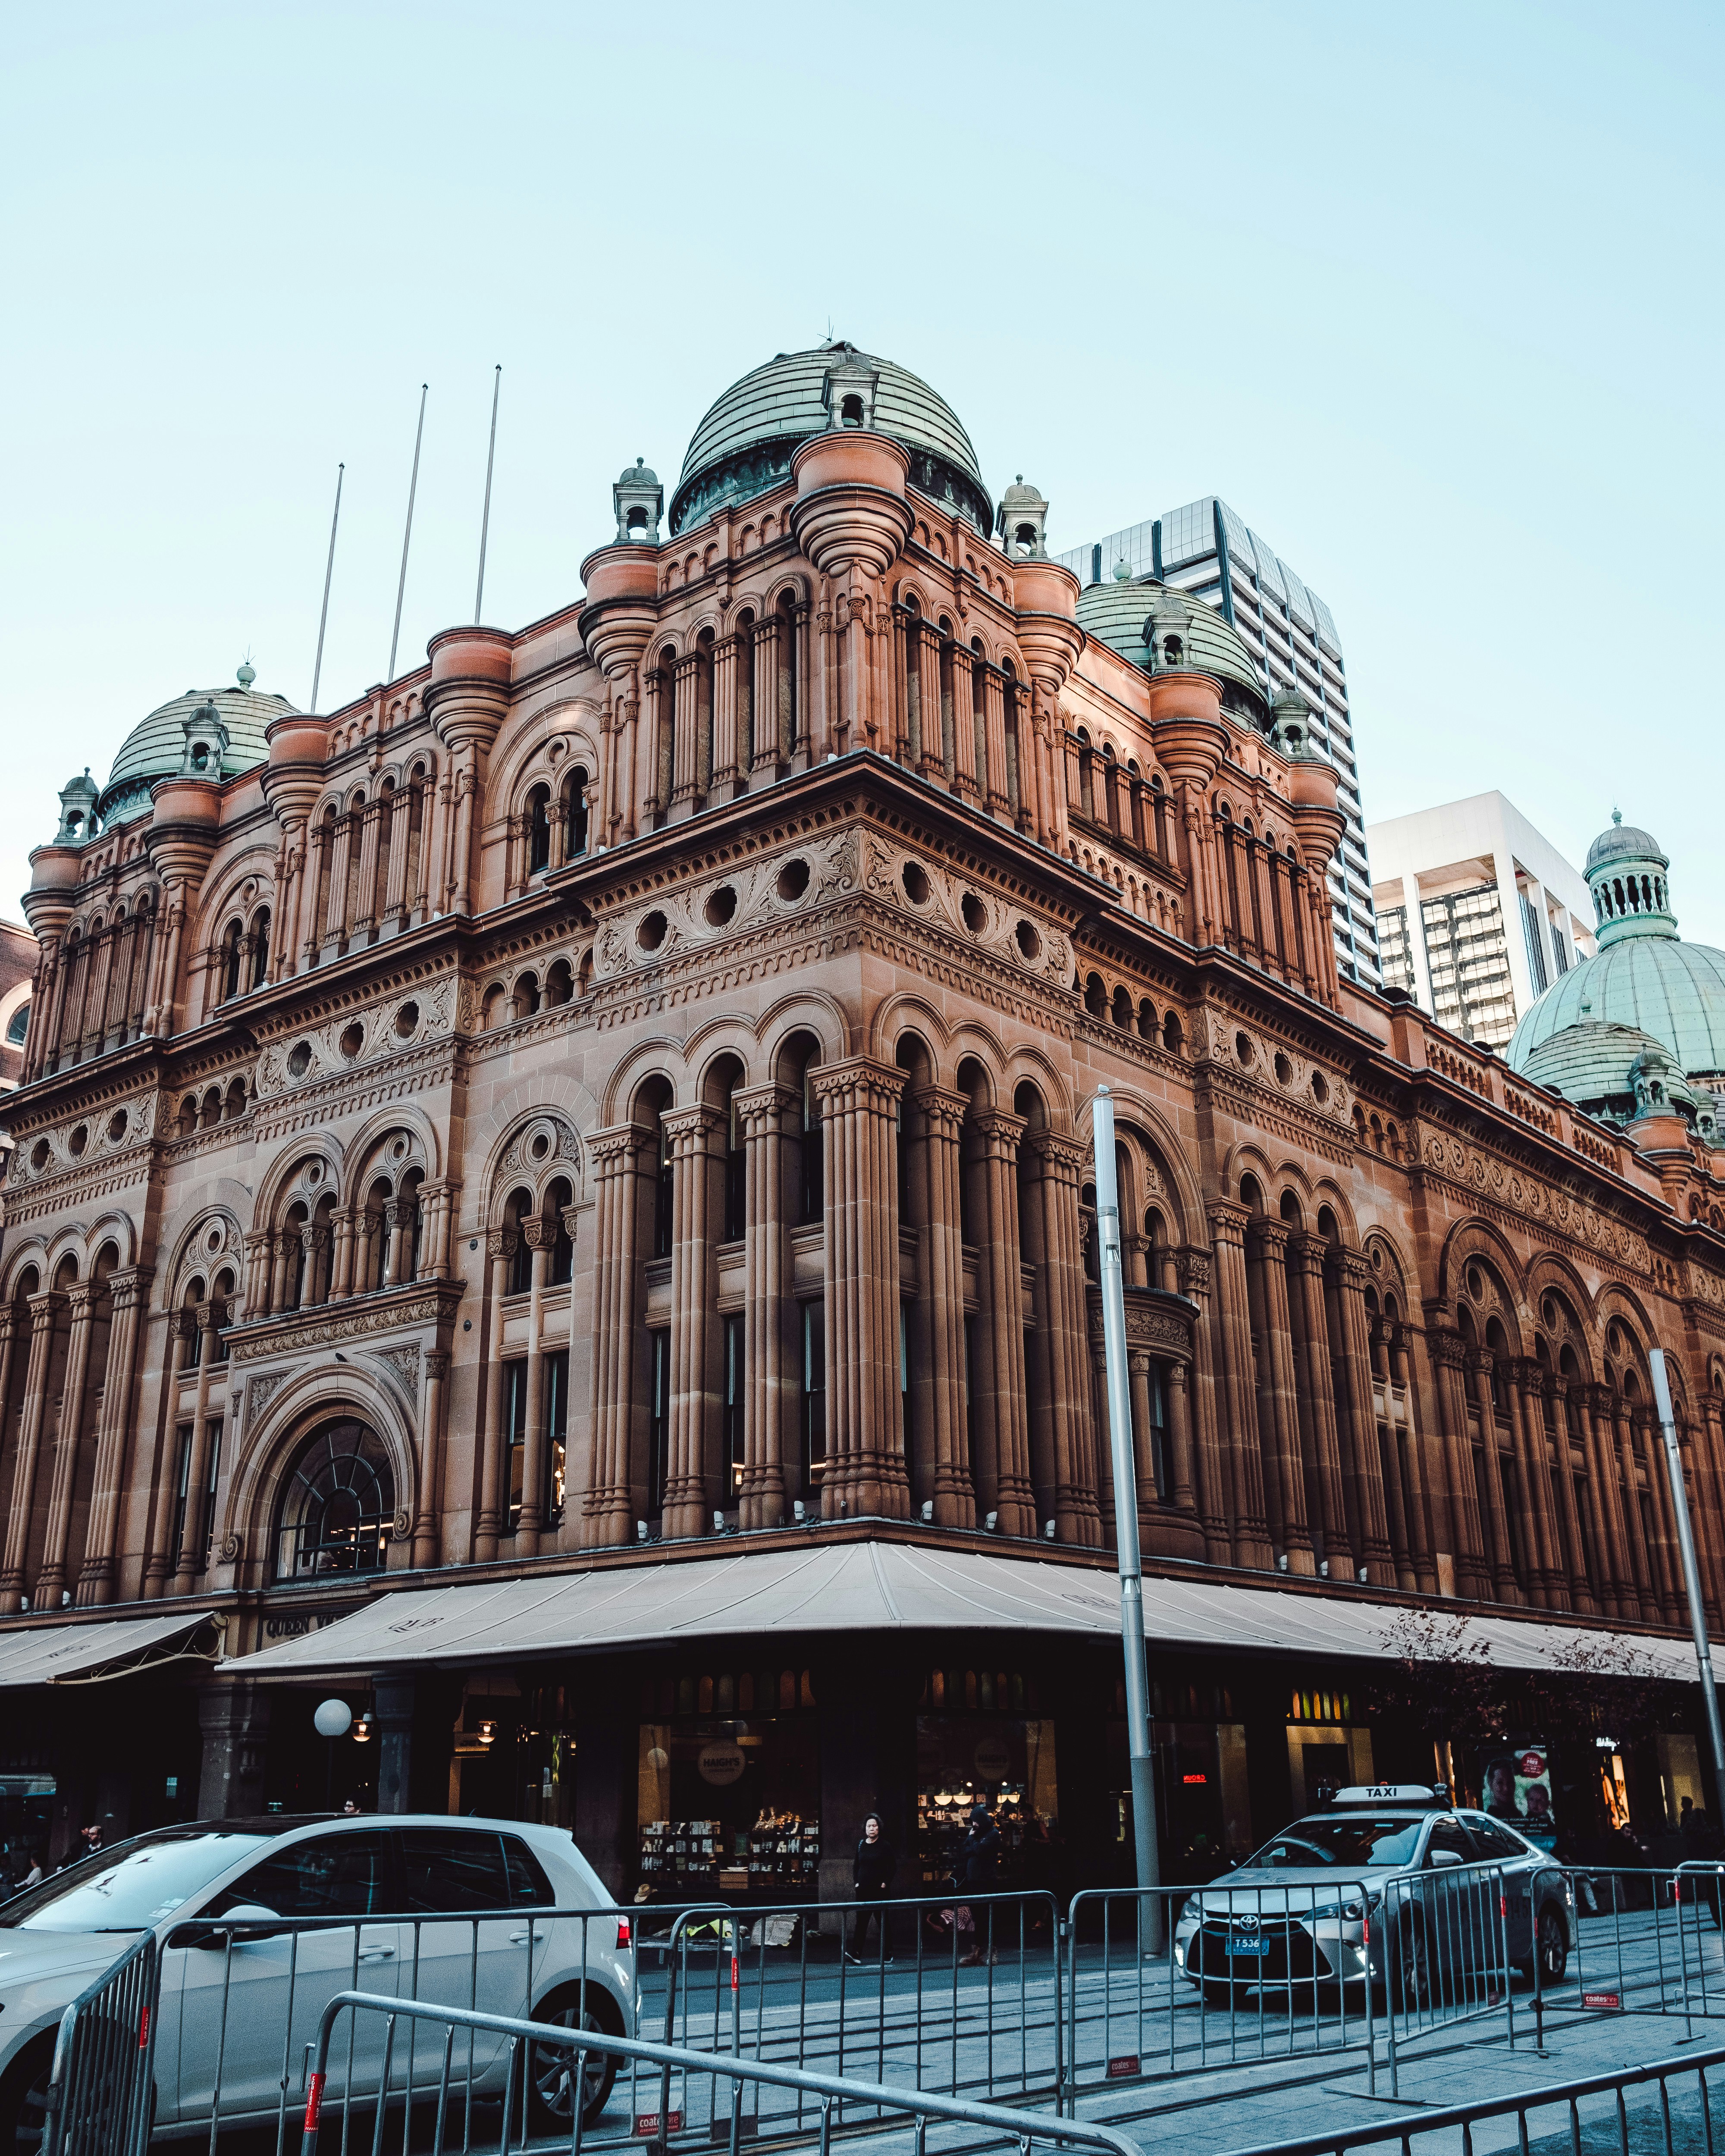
0, 1608, 223, 1687
231, 1541, 1701, 1686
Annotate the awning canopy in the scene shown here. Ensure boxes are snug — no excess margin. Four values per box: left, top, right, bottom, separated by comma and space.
233, 1542, 1700, 1686
0, 1609, 222, 1688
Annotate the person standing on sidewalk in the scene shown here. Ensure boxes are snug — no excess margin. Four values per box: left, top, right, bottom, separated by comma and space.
847, 1813, 895, 1964
957, 1804, 1000, 1966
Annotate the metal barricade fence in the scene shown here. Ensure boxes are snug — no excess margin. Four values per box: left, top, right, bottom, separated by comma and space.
295, 1990, 1142, 2156
1540, 1861, 1725, 2033
40, 1929, 160, 2156
151, 1903, 638, 2156
644, 1890, 1061, 2143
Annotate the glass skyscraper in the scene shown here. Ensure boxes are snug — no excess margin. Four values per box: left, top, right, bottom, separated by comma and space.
1055, 500, 1380, 987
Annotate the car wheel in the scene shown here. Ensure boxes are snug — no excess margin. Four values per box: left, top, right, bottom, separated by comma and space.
527, 1990, 618, 2131
0, 2038, 55, 2156
1532, 1904, 1568, 1985
1393, 1918, 1430, 2014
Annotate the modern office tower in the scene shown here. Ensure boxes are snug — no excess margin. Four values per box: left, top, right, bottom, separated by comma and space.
1366, 792, 1596, 1049
1056, 499, 1380, 985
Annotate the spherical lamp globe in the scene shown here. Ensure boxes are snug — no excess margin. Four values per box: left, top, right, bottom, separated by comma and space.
314, 1699, 353, 1739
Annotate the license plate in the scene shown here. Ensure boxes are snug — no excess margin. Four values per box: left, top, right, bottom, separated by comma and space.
1228, 1935, 1270, 1956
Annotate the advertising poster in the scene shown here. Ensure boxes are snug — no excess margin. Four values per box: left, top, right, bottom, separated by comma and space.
1480, 1739, 1555, 1849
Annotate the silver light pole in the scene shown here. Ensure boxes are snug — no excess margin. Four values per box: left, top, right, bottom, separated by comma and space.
1650, 1348, 1725, 1802
1093, 1086, 1163, 1939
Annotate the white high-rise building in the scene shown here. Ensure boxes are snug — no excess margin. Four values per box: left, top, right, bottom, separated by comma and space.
1366, 792, 1596, 1050
1056, 499, 1379, 985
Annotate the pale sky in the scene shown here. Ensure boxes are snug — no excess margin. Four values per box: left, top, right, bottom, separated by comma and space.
3, 1, 1720, 946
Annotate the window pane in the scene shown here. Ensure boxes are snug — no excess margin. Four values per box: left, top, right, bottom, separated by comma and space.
398, 1828, 509, 1913
221, 1830, 395, 1918
502, 1837, 555, 1907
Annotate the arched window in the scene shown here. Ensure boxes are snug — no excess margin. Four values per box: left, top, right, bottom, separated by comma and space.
840, 393, 865, 427
250, 907, 271, 989
546, 1176, 575, 1286
775, 592, 799, 761
274, 1420, 395, 1580
565, 768, 590, 860
526, 785, 552, 875
505, 1187, 535, 1294
220, 920, 243, 1003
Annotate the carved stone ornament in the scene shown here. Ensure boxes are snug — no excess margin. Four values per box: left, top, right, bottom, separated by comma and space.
246, 1370, 292, 1419
593, 827, 861, 980
11, 1092, 158, 1185
218, 1531, 244, 1564
390, 1507, 414, 1540
231, 1291, 447, 1362
1418, 1129, 1650, 1272
1086, 1284, 1195, 1362
376, 1343, 422, 1395
254, 973, 461, 1099
858, 832, 1074, 984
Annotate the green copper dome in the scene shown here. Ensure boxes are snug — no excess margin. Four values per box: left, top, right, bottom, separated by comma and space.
100, 679, 294, 827
671, 342, 990, 537
1076, 575, 1269, 724
1507, 817, 1725, 1114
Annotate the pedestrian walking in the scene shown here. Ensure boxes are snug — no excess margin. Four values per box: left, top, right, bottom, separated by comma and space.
846, 1812, 894, 1963
957, 1804, 1000, 1966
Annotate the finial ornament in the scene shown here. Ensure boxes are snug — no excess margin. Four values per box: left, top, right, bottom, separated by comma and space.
1612, 807, 1622, 825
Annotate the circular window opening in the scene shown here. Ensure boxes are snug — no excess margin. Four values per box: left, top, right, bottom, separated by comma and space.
68, 1124, 88, 1157
776, 859, 810, 904
901, 862, 930, 906
30, 1138, 50, 1171
1274, 1052, 1293, 1087
704, 884, 738, 928
107, 1110, 129, 1144
530, 1133, 551, 1162
1014, 919, 1041, 962
637, 910, 668, 952
206, 1226, 222, 1253
339, 1022, 364, 1061
961, 893, 986, 934
287, 1042, 312, 1079
389, 1138, 407, 1162
1543, 1294, 1559, 1329
1467, 1265, 1486, 1304
307, 1162, 323, 1185
394, 1001, 420, 1040
1234, 1031, 1254, 1067
1311, 1071, 1330, 1106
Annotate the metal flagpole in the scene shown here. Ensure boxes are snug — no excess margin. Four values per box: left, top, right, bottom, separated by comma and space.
387, 385, 428, 683
309, 463, 344, 716
474, 364, 501, 624
1650, 1348, 1725, 1801
1092, 1086, 1163, 1944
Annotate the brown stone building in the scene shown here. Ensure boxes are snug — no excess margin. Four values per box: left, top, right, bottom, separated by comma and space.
3, 343, 1724, 1890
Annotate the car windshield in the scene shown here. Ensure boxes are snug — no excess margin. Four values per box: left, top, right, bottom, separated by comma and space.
1244, 1815, 1425, 1869
4, 1829, 279, 1932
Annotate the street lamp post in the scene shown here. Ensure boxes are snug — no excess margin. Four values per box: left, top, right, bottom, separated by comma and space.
314, 1697, 352, 1811
1093, 1087, 1163, 1946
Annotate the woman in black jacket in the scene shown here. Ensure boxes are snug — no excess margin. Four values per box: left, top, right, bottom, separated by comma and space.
957, 1805, 1000, 1966
847, 1813, 895, 1962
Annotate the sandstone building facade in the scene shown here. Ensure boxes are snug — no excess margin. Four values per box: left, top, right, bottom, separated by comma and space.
4, 344, 1725, 1886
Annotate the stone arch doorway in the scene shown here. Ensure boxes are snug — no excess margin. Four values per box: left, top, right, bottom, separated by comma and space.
273, 1418, 395, 1583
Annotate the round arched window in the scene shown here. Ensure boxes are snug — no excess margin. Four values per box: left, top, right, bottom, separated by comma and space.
274, 1420, 394, 1582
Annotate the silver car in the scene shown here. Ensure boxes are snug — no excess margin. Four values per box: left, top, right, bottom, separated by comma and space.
1173, 1783, 1574, 2006
0, 1814, 635, 2153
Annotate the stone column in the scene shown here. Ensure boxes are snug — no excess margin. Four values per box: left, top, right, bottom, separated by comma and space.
1287, 1235, 1355, 1577
0, 1293, 66, 1613
1640, 1410, 1682, 1622
1177, 1247, 1234, 1564
913, 1085, 974, 1527
1513, 1362, 1568, 1609
1427, 1329, 1490, 1597
671, 652, 703, 814
303, 1223, 330, 1308
373, 1673, 416, 1814
76, 1266, 151, 1606
585, 1125, 654, 1548
142, 1312, 193, 1599
413, 1349, 450, 1570
1541, 1376, 1591, 1613
1245, 1219, 1317, 1573
514, 1217, 557, 1550
266, 1230, 291, 1315
34, 1282, 99, 1608
981, 665, 1011, 819
1388, 1322, 1438, 1592
329, 1207, 356, 1300
1698, 1397, 1725, 1627
1021, 1131, 1100, 1546
712, 633, 740, 796
384, 1198, 415, 1288
1206, 1203, 1273, 1567
1580, 1384, 1634, 1620
242, 1230, 272, 1315
350, 797, 383, 940
661, 1105, 724, 1539
751, 617, 783, 778
969, 1108, 1035, 1536
1467, 1351, 1518, 1600
197, 1683, 271, 1819
815, 1059, 911, 1520
1325, 1249, 1397, 1585
473, 1229, 517, 1564
736, 1083, 795, 1530
171, 1301, 223, 1594
1368, 1319, 1414, 1587
1609, 1394, 1656, 1618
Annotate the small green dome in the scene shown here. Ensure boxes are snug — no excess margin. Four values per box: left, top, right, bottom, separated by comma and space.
671, 342, 990, 537
100, 679, 295, 827
1507, 937, 1725, 1095
1076, 576, 1268, 721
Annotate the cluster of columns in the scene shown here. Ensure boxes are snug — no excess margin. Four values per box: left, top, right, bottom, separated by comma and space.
622, 608, 806, 840
472, 1197, 577, 1564
27, 904, 161, 1080
239, 1184, 454, 1318
894, 610, 1057, 846
1211, 818, 1324, 999
0, 1267, 151, 1614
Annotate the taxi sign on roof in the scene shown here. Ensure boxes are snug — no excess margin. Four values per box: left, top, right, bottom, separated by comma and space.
1326, 1783, 1452, 1809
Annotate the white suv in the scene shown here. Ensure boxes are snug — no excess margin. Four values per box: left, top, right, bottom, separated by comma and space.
0, 1815, 635, 2153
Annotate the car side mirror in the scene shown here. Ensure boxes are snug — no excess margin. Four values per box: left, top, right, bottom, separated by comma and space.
1427, 1849, 1464, 1869
169, 1902, 284, 1949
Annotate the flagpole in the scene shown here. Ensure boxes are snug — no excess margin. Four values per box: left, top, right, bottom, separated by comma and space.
474, 364, 501, 623
309, 462, 344, 716
387, 385, 428, 683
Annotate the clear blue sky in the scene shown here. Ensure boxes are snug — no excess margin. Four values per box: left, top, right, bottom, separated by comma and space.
4, 1, 1719, 943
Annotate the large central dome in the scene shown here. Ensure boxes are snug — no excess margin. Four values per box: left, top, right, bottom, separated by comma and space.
670, 342, 990, 538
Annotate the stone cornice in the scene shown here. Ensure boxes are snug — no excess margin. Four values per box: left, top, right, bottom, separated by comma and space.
225, 1279, 462, 1363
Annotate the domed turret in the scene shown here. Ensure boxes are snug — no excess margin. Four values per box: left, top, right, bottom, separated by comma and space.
997, 476, 1049, 559
612, 458, 663, 546
1076, 575, 1269, 727
1508, 814, 1725, 1131
98, 667, 294, 828
670, 342, 990, 537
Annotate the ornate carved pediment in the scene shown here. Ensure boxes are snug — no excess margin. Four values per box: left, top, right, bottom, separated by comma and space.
1085, 1284, 1197, 1362
228, 1280, 461, 1363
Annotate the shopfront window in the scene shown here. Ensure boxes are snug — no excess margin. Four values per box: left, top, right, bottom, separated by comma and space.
635, 1664, 820, 1902
916, 1664, 1058, 1892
